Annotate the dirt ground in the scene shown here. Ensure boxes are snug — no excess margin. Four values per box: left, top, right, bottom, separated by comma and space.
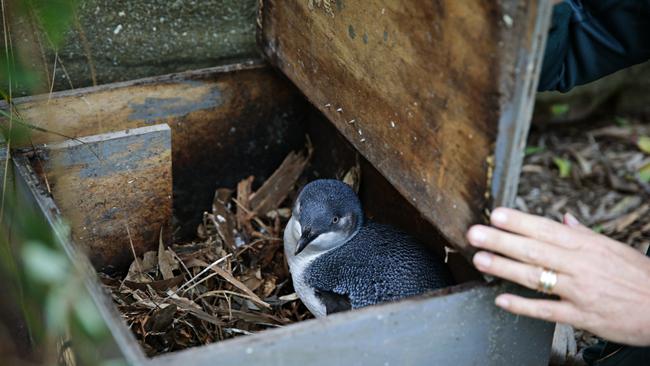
518, 115, 650, 362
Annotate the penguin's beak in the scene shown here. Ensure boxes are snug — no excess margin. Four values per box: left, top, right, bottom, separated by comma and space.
295, 229, 316, 255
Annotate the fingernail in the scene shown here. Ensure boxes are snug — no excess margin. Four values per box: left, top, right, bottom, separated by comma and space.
563, 212, 580, 227
468, 227, 487, 246
473, 252, 492, 268
495, 295, 510, 308
491, 209, 507, 225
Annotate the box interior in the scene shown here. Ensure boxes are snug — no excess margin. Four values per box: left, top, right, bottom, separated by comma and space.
21, 64, 483, 357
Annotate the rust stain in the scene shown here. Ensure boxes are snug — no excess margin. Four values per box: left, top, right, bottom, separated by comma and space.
44, 126, 172, 272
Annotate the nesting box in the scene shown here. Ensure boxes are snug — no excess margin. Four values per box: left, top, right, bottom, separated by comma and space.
2, 0, 556, 364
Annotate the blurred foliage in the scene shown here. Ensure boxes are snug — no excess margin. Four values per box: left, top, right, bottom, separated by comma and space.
553, 157, 572, 178
1, 0, 124, 365
18, 0, 79, 47
614, 116, 630, 127
639, 162, 650, 184
0, 0, 78, 94
550, 103, 570, 117
637, 136, 650, 154
524, 145, 545, 156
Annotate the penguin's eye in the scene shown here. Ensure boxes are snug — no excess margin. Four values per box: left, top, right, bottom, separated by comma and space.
332, 216, 339, 224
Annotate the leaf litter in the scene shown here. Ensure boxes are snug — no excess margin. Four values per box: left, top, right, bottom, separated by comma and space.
518, 117, 650, 360
100, 148, 314, 356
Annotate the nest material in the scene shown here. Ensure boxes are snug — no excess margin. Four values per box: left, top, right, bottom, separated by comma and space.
101, 149, 316, 356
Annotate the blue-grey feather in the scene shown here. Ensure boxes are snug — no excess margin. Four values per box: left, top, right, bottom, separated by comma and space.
305, 221, 453, 309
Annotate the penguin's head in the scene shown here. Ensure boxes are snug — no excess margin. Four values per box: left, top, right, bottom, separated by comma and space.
291, 179, 363, 256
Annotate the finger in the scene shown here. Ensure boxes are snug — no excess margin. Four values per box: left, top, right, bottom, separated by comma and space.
467, 225, 573, 272
563, 212, 592, 233
495, 293, 584, 326
490, 207, 587, 249
473, 251, 573, 297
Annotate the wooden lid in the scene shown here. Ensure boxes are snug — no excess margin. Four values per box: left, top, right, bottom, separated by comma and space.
258, 0, 551, 256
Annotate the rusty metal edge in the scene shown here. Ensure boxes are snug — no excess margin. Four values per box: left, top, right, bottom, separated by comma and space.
150, 282, 490, 363
12, 154, 148, 365
491, 0, 554, 208
149, 281, 553, 366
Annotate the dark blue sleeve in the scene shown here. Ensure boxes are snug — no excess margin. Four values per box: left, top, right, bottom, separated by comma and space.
538, 0, 650, 93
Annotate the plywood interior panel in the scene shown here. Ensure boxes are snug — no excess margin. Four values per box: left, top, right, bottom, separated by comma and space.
258, 0, 547, 256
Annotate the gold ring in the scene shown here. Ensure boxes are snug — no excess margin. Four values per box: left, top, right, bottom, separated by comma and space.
538, 269, 557, 294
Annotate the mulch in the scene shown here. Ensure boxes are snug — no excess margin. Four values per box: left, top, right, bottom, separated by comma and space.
518, 117, 650, 356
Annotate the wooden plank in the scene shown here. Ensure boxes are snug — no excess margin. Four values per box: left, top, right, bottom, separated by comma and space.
491, 1, 553, 208
1, 61, 308, 241
11, 154, 146, 365
37, 125, 172, 271
0, 61, 266, 147
258, 0, 549, 256
151, 282, 553, 366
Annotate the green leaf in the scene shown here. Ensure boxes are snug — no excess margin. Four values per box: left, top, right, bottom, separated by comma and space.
637, 136, 650, 154
639, 162, 650, 183
45, 286, 70, 335
592, 224, 604, 234
25, 0, 78, 47
614, 116, 630, 127
0, 54, 41, 93
0, 119, 32, 145
22, 241, 70, 284
525, 146, 545, 156
73, 293, 108, 339
551, 103, 570, 117
553, 157, 572, 178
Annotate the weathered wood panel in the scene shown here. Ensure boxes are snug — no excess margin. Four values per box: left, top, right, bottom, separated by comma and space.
11, 155, 146, 365
2, 61, 308, 240
37, 125, 172, 272
258, 1, 549, 256
2, 61, 266, 146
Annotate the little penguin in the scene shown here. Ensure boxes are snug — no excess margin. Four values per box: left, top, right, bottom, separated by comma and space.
284, 179, 453, 317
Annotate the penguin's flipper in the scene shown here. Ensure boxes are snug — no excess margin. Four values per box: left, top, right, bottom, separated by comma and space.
314, 289, 352, 315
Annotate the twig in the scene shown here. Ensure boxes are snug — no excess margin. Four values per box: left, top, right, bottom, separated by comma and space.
208, 265, 270, 308
47, 51, 58, 103
164, 254, 232, 300
196, 290, 271, 309
125, 223, 144, 276
32, 154, 52, 195
179, 273, 219, 295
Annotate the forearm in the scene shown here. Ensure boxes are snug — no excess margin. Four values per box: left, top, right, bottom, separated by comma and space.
538, 0, 650, 92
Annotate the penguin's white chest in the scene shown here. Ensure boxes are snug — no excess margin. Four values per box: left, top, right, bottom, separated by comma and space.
283, 216, 327, 318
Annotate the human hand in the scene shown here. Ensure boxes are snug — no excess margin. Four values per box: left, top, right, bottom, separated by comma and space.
466, 207, 650, 346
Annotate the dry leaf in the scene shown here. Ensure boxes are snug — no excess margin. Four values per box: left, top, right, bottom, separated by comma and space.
637, 136, 650, 154
236, 176, 254, 232
158, 230, 177, 280
250, 149, 312, 215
